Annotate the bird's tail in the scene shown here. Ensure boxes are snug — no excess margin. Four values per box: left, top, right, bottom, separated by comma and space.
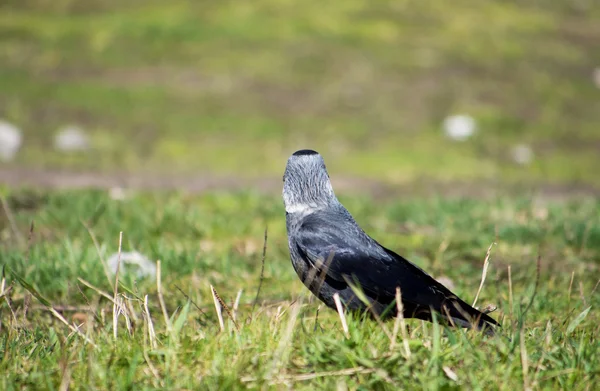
441, 298, 499, 335
447, 314, 496, 335
405, 298, 499, 335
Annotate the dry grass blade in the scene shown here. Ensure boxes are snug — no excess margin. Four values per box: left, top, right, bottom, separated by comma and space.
0, 194, 24, 247
531, 320, 553, 388
391, 287, 411, 357
451, 300, 484, 331
508, 265, 513, 320
313, 305, 321, 332
2, 220, 34, 324
58, 360, 72, 391
156, 260, 172, 333
267, 298, 303, 379
250, 227, 268, 317
1, 271, 18, 324
233, 289, 243, 322
0, 270, 7, 297
333, 293, 349, 338
30, 304, 92, 313
125, 297, 140, 324
81, 220, 114, 289
143, 295, 158, 349
47, 301, 98, 346
78, 278, 115, 303
20, 222, 35, 324
473, 242, 495, 307
522, 255, 542, 319
520, 328, 530, 390
242, 366, 375, 384
121, 297, 133, 336
24, 221, 34, 265
54, 307, 98, 346
298, 250, 335, 310
175, 285, 210, 322
142, 349, 161, 386
112, 231, 123, 341
314, 250, 336, 294
537, 369, 578, 383
578, 282, 587, 307
10, 266, 97, 347
442, 305, 457, 328
345, 278, 393, 342
567, 271, 575, 309
210, 285, 225, 332
143, 343, 161, 383
210, 285, 239, 332
590, 278, 600, 298
443, 366, 459, 382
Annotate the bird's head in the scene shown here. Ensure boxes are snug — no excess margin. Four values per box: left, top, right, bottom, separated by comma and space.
283, 149, 337, 214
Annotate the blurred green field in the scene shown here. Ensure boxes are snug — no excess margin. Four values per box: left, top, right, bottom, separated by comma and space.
1, 0, 599, 187
1, 190, 599, 389
1, 3, 599, 389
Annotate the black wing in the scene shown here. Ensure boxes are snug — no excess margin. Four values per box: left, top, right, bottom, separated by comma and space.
297, 212, 499, 327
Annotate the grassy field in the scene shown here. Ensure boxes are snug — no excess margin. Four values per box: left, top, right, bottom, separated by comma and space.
1, 1, 599, 389
1, 0, 600, 186
0, 189, 598, 389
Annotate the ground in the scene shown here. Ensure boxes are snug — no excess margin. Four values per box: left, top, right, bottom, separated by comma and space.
1, 0, 599, 187
1, 190, 598, 389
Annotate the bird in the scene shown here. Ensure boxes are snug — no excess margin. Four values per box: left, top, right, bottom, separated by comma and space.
283, 149, 499, 332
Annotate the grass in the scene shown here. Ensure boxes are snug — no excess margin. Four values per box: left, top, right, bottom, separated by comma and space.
1, 0, 600, 186
0, 188, 598, 389
0, 1, 599, 388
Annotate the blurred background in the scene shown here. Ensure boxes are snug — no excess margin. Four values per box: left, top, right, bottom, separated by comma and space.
1, 0, 599, 195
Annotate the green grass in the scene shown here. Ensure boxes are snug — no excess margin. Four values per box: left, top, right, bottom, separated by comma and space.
0, 1, 599, 387
1, 189, 598, 389
1, 0, 599, 186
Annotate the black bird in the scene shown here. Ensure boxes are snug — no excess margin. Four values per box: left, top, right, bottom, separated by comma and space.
283, 149, 499, 332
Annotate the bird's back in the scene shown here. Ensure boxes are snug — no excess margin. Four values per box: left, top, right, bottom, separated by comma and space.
286, 204, 499, 329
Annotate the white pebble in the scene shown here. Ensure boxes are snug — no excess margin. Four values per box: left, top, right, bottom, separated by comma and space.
0, 120, 23, 161
593, 67, 600, 89
107, 251, 156, 279
511, 144, 534, 165
54, 126, 90, 151
109, 187, 127, 201
443, 114, 477, 141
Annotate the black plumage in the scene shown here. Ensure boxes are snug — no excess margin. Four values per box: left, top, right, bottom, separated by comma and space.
283, 149, 499, 332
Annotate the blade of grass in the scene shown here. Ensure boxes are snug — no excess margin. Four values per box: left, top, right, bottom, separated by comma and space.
391, 287, 411, 358
112, 231, 123, 341
473, 242, 495, 307
9, 267, 96, 347
156, 260, 172, 334
250, 226, 268, 317
210, 284, 225, 332
210, 285, 239, 332
333, 293, 349, 338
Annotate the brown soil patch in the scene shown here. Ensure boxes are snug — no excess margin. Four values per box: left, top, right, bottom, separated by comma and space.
1, 167, 598, 200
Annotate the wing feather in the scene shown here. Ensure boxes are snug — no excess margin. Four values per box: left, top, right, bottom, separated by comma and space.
297, 212, 499, 327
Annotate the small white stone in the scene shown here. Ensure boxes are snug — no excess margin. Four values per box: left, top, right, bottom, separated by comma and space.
54, 126, 90, 151
0, 120, 23, 161
511, 144, 534, 165
107, 251, 156, 279
109, 187, 127, 201
443, 114, 476, 141
593, 67, 600, 89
